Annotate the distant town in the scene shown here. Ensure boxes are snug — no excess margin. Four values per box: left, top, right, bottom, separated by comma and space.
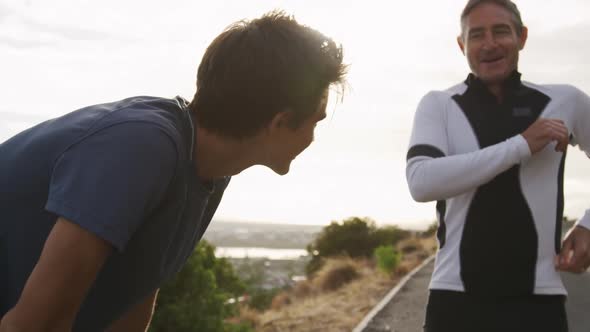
203, 220, 323, 249
202, 220, 323, 290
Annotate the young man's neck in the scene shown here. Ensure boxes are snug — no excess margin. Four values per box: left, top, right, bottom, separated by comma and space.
193, 127, 260, 181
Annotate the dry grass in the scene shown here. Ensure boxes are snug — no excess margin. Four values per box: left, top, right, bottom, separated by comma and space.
313, 257, 361, 292
235, 305, 261, 327
398, 237, 424, 254
292, 280, 313, 299
251, 234, 437, 332
394, 260, 412, 277
270, 291, 292, 311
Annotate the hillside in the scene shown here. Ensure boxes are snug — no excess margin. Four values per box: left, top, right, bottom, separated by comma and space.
232, 235, 437, 332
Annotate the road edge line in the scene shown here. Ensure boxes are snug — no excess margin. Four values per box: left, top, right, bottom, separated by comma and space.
352, 255, 435, 332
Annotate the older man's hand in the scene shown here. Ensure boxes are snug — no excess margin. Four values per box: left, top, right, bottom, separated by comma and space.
556, 225, 590, 273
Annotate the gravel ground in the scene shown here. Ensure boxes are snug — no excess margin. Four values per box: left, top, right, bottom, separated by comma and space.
359, 260, 590, 332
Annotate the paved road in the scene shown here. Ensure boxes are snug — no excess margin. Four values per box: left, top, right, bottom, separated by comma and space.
361, 261, 432, 332
361, 260, 590, 332
562, 271, 590, 332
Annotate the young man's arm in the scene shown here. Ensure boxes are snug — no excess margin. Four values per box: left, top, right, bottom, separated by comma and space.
406, 91, 569, 202
0, 122, 179, 331
106, 289, 159, 332
0, 217, 113, 332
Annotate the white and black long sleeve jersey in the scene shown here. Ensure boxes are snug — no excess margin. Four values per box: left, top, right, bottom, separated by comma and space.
406, 72, 590, 297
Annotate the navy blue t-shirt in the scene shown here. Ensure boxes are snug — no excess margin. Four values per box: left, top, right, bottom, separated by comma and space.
0, 96, 230, 330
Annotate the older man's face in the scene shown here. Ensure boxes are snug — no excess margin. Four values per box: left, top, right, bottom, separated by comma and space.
458, 2, 528, 85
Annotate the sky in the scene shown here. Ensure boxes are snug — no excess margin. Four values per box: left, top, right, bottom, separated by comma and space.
1, 0, 589, 229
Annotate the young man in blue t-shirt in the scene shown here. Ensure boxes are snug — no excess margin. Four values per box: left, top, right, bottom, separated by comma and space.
0, 11, 346, 331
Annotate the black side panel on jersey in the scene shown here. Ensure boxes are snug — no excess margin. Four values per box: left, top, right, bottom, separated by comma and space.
555, 152, 567, 254
436, 200, 447, 249
452, 76, 551, 296
407, 144, 447, 248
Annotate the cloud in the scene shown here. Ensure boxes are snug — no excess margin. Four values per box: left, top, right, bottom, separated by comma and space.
526, 23, 590, 67
0, 3, 131, 50
0, 35, 57, 49
19, 17, 115, 42
0, 111, 50, 123
0, 2, 14, 22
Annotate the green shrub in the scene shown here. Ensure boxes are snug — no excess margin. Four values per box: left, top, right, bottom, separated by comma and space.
374, 245, 401, 274
305, 255, 325, 277
421, 221, 438, 238
373, 226, 411, 246
246, 288, 281, 311
306, 217, 410, 276
149, 241, 245, 332
224, 322, 256, 332
309, 217, 378, 258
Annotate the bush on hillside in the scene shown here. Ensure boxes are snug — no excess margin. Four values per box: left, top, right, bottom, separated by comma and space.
228, 306, 260, 330
270, 291, 292, 310
309, 217, 377, 258
306, 217, 411, 276
420, 221, 438, 238
374, 245, 401, 274
247, 288, 281, 311
292, 280, 313, 299
224, 323, 256, 332
149, 241, 248, 332
314, 258, 360, 292
373, 226, 411, 247
399, 237, 424, 254
305, 256, 326, 277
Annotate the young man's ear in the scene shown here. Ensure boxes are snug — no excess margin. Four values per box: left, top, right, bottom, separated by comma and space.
268, 110, 292, 132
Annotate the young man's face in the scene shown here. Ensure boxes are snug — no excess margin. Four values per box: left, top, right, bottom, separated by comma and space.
458, 2, 528, 85
264, 89, 329, 175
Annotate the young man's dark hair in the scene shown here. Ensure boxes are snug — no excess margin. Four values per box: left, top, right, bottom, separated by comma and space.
460, 0, 524, 37
191, 11, 346, 139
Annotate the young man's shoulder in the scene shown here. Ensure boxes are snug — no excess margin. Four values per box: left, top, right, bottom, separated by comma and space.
3, 96, 187, 145
0, 95, 190, 188
56, 96, 188, 154
76, 96, 187, 135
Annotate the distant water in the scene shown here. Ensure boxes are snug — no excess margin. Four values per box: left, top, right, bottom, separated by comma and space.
216, 247, 308, 260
